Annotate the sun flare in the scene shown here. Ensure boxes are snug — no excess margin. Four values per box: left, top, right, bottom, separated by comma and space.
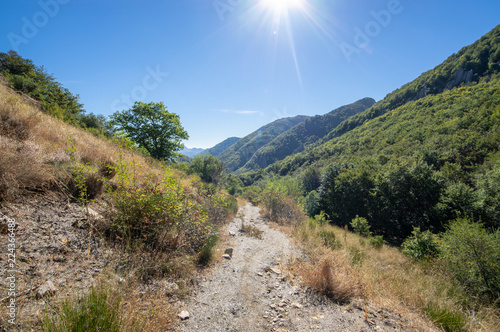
261, 0, 304, 13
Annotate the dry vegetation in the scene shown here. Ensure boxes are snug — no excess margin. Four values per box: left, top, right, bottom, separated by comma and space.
0, 80, 237, 330
291, 219, 500, 332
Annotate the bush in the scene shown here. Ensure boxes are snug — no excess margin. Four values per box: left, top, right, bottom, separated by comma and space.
318, 229, 341, 249
369, 235, 384, 249
197, 234, 219, 266
261, 190, 305, 225
41, 284, 124, 332
110, 173, 213, 252
350, 215, 371, 237
301, 256, 362, 304
440, 218, 500, 299
305, 190, 321, 217
402, 227, 440, 260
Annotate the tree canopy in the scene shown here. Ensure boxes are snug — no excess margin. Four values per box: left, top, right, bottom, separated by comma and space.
110, 101, 188, 161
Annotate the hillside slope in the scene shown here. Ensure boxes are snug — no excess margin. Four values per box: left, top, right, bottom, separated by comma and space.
218, 115, 308, 173
201, 136, 241, 157
325, 24, 500, 141
237, 98, 375, 173
267, 24, 500, 177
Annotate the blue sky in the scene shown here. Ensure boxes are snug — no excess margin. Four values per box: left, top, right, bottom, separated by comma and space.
1, 0, 499, 148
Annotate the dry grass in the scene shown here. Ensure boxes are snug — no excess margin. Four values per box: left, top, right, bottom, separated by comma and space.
300, 253, 363, 304
291, 220, 500, 331
0, 79, 235, 330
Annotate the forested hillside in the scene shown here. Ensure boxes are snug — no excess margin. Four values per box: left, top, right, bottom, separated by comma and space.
218, 115, 308, 173
201, 136, 241, 157
253, 25, 500, 243
236, 98, 375, 173
325, 24, 500, 141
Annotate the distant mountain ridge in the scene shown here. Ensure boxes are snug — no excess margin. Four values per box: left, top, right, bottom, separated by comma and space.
262, 24, 500, 177
200, 137, 241, 157
236, 98, 375, 173
218, 115, 309, 173
180, 147, 206, 158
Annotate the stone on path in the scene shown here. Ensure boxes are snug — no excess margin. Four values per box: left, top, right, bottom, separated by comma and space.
178, 310, 190, 320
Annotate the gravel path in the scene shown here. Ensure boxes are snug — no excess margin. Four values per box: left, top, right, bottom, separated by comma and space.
180, 203, 433, 332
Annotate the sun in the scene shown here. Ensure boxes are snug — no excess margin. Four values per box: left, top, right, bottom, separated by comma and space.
260, 0, 304, 13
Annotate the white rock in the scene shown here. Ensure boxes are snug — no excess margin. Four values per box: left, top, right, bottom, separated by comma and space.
36, 280, 57, 299
178, 310, 190, 320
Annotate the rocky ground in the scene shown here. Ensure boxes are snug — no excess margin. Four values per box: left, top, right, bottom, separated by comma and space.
178, 203, 436, 332
0, 191, 112, 330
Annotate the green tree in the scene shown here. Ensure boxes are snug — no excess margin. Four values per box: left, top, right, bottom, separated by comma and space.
190, 154, 226, 186
440, 218, 500, 299
110, 101, 188, 161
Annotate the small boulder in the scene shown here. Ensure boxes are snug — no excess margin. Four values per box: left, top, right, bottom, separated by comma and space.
36, 280, 57, 299
178, 310, 190, 320
224, 247, 233, 257
222, 254, 231, 260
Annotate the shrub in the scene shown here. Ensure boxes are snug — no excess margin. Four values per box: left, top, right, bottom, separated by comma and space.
350, 215, 371, 237
318, 229, 340, 249
110, 173, 212, 253
305, 190, 321, 217
301, 256, 362, 303
402, 227, 440, 260
197, 234, 219, 266
369, 235, 384, 249
439, 218, 500, 299
261, 190, 305, 225
314, 211, 329, 226
41, 284, 124, 332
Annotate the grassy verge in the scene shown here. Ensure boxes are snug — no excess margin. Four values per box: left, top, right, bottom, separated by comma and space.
292, 218, 500, 331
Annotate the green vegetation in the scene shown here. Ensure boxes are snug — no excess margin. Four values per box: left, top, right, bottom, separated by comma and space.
110, 101, 189, 161
41, 284, 126, 332
440, 218, 500, 299
238, 98, 375, 173
203, 136, 240, 157
189, 154, 226, 186
0, 50, 111, 136
218, 115, 308, 173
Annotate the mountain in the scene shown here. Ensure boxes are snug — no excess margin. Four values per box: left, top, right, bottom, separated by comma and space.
323, 24, 500, 142
181, 147, 206, 158
200, 137, 241, 157
236, 98, 375, 173
267, 24, 500, 177
218, 115, 309, 173
251, 25, 500, 242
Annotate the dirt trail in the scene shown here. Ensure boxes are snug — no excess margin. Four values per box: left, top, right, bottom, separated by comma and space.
180, 203, 430, 332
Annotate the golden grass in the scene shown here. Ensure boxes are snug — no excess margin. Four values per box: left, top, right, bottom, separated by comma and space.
290, 220, 500, 331
0, 80, 232, 330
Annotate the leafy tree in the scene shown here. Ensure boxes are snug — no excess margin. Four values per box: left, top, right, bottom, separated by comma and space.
110, 101, 188, 161
190, 154, 226, 186
305, 190, 320, 217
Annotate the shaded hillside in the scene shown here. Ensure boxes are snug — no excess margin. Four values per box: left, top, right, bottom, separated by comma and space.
237, 98, 375, 173
201, 136, 241, 157
325, 24, 500, 141
218, 115, 308, 173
